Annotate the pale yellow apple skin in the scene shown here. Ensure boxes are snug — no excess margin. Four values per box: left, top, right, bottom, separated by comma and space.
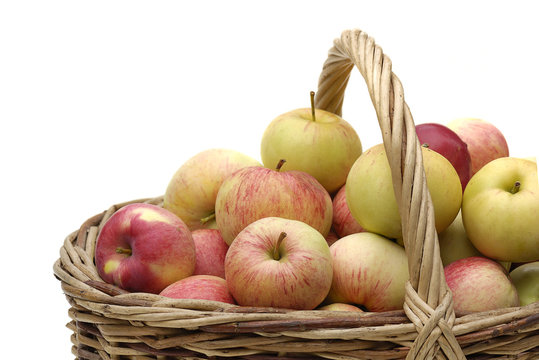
261, 108, 362, 194
164, 149, 261, 230
462, 157, 539, 263
439, 211, 482, 266
509, 261, 539, 306
346, 144, 462, 239
326, 232, 409, 312
318, 303, 363, 312
439, 211, 511, 271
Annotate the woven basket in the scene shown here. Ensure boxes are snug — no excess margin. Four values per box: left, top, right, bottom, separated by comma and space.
54, 28, 539, 360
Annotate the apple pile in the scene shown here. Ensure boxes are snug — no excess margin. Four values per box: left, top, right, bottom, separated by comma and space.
94, 95, 539, 313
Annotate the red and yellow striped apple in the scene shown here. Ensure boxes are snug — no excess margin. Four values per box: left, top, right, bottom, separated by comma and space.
159, 275, 236, 304
191, 229, 228, 278
444, 257, 519, 313
325, 232, 409, 312
447, 118, 509, 175
332, 184, 365, 238
164, 148, 261, 230
95, 203, 196, 294
215, 161, 332, 245
224, 217, 333, 310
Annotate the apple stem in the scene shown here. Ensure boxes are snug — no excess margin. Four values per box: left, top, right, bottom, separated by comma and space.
276, 159, 286, 171
422, 143, 429, 148
116, 247, 132, 256
310, 91, 316, 122
273, 232, 287, 261
200, 212, 216, 225
510, 181, 521, 194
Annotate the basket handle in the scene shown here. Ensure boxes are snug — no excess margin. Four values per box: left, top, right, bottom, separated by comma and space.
315, 29, 465, 359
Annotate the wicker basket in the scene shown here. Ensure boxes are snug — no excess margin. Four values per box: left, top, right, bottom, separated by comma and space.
53, 28, 539, 360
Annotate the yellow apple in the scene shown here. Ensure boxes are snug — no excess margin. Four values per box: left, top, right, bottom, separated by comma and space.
261, 102, 362, 194
462, 157, 539, 262
346, 144, 462, 239
509, 262, 539, 306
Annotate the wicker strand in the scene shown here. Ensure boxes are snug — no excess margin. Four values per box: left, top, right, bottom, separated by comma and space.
315, 28, 464, 359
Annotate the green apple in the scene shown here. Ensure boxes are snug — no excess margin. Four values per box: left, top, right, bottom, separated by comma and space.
509, 262, 539, 306
260, 93, 362, 194
346, 143, 462, 239
462, 157, 539, 262
439, 211, 482, 266
439, 211, 511, 270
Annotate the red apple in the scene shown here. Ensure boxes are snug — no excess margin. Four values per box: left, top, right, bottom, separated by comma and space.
416, 122, 472, 191
192, 229, 228, 278
224, 217, 333, 310
447, 118, 509, 175
215, 161, 333, 245
332, 184, 365, 237
95, 203, 196, 294
444, 257, 519, 313
159, 275, 236, 304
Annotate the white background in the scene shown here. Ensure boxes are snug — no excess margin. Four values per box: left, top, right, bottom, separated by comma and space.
1, 1, 538, 358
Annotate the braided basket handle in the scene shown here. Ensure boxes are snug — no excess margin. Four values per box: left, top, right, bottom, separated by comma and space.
315, 29, 465, 359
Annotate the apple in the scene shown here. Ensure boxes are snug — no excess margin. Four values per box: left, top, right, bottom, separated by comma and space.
325, 232, 409, 312
224, 217, 333, 310
462, 157, 539, 262
215, 160, 333, 245
318, 303, 363, 312
346, 143, 462, 240
163, 148, 261, 230
439, 211, 511, 270
159, 275, 236, 304
415, 122, 472, 191
325, 229, 340, 247
438, 211, 482, 267
191, 229, 228, 278
509, 262, 539, 306
332, 184, 365, 238
447, 118, 509, 175
95, 203, 196, 294
260, 92, 362, 194
444, 257, 520, 313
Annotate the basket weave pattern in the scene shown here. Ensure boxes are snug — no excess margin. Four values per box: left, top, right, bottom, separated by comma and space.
54, 29, 539, 359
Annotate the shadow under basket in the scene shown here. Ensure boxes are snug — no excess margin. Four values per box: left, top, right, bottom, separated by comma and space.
53, 28, 539, 360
